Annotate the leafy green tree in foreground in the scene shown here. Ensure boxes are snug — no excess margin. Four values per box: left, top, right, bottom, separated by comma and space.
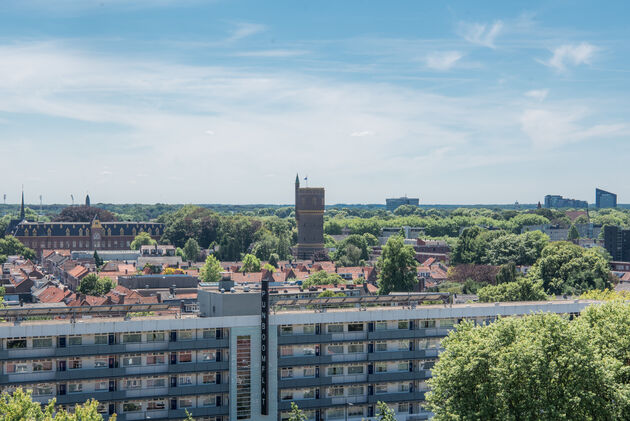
0, 235, 36, 260
377, 235, 417, 294
477, 277, 547, 303
427, 311, 620, 420
0, 388, 114, 420
287, 402, 307, 421
78, 273, 114, 296
199, 255, 222, 283
376, 401, 397, 421
240, 253, 261, 272
130, 232, 157, 250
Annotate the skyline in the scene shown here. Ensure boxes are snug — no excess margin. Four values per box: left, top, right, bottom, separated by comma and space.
1, 1, 629, 204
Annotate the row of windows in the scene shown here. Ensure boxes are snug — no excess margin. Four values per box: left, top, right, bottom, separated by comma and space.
280, 381, 429, 401
279, 360, 435, 379
279, 338, 442, 357
279, 319, 455, 335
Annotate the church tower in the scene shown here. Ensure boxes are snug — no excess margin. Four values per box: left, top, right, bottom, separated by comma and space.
294, 175, 325, 260
85, 194, 91, 207
20, 188, 25, 220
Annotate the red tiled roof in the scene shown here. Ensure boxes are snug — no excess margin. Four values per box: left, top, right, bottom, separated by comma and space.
68, 265, 89, 279
37, 286, 72, 304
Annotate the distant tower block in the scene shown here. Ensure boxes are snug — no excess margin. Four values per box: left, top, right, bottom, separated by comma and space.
294, 174, 325, 260
85, 194, 91, 207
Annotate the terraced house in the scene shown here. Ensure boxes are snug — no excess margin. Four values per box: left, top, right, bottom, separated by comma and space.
0, 294, 591, 421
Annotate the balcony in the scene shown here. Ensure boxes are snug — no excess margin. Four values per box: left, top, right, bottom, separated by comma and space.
368, 391, 426, 403
277, 355, 333, 367
54, 384, 228, 405
278, 333, 333, 345
368, 370, 431, 382
279, 398, 333, 411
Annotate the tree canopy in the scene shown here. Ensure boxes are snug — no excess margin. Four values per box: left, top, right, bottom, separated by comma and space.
78, 273, 114, 296
377, 236, 417, 294
199, 255, 222, 283
53, 206, 116, 222
0, 235, 36, 260
183, 238, 200, 262
477, 277, 547, 303
240, 254, 261, 273
129, 232, 157, 250
302, 270, 345, 288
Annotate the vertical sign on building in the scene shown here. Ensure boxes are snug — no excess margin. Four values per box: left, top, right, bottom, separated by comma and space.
260, 274, 269, 415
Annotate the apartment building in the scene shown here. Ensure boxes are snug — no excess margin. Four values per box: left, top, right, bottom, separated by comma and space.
0, 296, 592, 421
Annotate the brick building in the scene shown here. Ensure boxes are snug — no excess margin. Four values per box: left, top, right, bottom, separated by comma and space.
294, 175, 325, 259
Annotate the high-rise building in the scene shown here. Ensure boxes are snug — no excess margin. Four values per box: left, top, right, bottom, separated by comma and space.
386, 197, 419, 212
543, 195, 588, 209
294, 175, 325, 260
596, 188, 617, 209
603, 225, 630, 261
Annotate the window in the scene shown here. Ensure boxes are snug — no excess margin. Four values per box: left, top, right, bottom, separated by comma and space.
349, 406, 364, 417
202, 329, 217, 339
146, 377, 166, 388
398, 340, 410, 351
327, 366, 343, 376
280, 325, 293, 335
68, 336, 82, 346
375, 341, 387, 352
348, 342, 364, 353
375, 321, 388, 331
347, 365, 364, 374
123, 402, 142, 412
179, 398, 193, 408
301, 345, 316, 356
69, 358, 82, 369
348, 385, 364, 396
32, 337, 52, 348
421, 320, 436, 328
281, 368, 293, 379
303, 367, 315, 377
123, 332, 142, 343
280, 346, 293, 357
200, 350, 216, 361
201, 396, 217, 407
179, 351, 192, 363
146, 353, 165, 365
327, 344, 344, 354
281, 391, 293, 401
418, 360, 435, 370
328, 386, 344, 397
178, 330, 194, 340
375, 384, 388, 394
375, 363, 387, 373
327, 408, 345, 420
303, 324, 315, 334
178, 375, 193, 386
123, 355, 141, 366
68, 383, 83, 393
303, 389, 315, 399
398, 362, 409, 372
147, 400, 166, 410
33, 384, 53, 396
6, 362, 29, 373
94, 357, 108, 368
398, 320, 409, 330
125, 379, 142, 389
201, 373, 216, 384
95, 381, 108, 391
348, 323, 364, 332
32, 360, 52, 372
398, 403, 409, 413
7, 338, 26, 349
94, 335, 107, 345
327, 324, 343, 333
236, 335, 251, 420
440, 319, 456, 329
147, 331, 165, 342
398, 383, 410, 392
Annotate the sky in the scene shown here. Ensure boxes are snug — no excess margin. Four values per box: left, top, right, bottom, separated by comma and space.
0, 0, 629, 205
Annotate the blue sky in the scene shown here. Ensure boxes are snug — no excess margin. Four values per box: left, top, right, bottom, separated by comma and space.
1, 0, 628, 205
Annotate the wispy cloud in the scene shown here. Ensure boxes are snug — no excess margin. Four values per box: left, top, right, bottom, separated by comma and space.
350, 131, 374, 137
234, 49, 308, 58
541, 43, 597, 71
425, 51, 463, 70
525, 89, 549, 102
459, 21, 503, 48
227, 22, 266, 42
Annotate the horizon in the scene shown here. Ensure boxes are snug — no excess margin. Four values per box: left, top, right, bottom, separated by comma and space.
1, 1, 629, 204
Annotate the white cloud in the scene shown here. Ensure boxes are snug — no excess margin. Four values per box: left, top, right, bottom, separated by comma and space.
542, 43, 597, 71
234, 49, 308, 58
350, 131, 374, 137
520, 107, 625, 149
425, 51, 463, 70
205, 130, 215, 135
101, 170, 112, 176
460, 21, 503, 48
227, 22, 266, 42
525, 89, 548, 102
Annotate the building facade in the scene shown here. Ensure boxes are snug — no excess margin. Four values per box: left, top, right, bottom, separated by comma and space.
386, 197, 419, 212
294, 175, 325, 260
9, 218, 163, 257
543, 195, 588, 209
603, 225, 630, 262
0, 297, 592, 421
596, 188, 617, 209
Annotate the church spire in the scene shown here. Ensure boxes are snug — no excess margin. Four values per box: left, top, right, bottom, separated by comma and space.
20, 186, 25, 220
295, 173, 300, 188
85, 194, 90, 207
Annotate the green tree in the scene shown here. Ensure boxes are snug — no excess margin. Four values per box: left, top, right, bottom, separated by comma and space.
77, 273, 114, 296
183, 238, 200, 262
495, 262, 517, 284
241, 254, 261, 272
527, 241, 612, 295
302, 270, 344, 288
376, 401, 396, 421
477, 277, 547, 302
199, 255, 222, 283
263, 263, 276, 273
568, 224, 580, 241
268, 253, 279, 268
93, 250, 104, 268
287, 402, 307, 421
427, 314, 618, 420
377, 236, 417, 294
0, 388, 115, 420
0, 235, 36, 260
317, 290, 346, 298
130, 232, 157, 250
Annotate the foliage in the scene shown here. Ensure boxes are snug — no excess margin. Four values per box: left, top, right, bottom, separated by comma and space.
268, 253, 279, 268
287, 402, 307, 421
527, 241, 612, 295
568, 224, 580, 241
183, 238, 200, 262
0, 388, 114, 420
317, 290, 346, 298
53, 205, 116, 222
0, 236, 35, 260
447, 264, 500, 285
240, 254, 261, 273
495, 262, 517, 284
377, 236, 417, 294
162, 267, 185, 275
333, 234, 370, 266
477, 277, 547, 303
579, 288, 630, 301
427, 313, 619, 420
77, 273, 114, 296
376, 401, 397, 421
130, 232, 157, 250
302, 270, 345, 288
93, 250, 104, 268
263, 263, 275, 273
199, 255, 223, 283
